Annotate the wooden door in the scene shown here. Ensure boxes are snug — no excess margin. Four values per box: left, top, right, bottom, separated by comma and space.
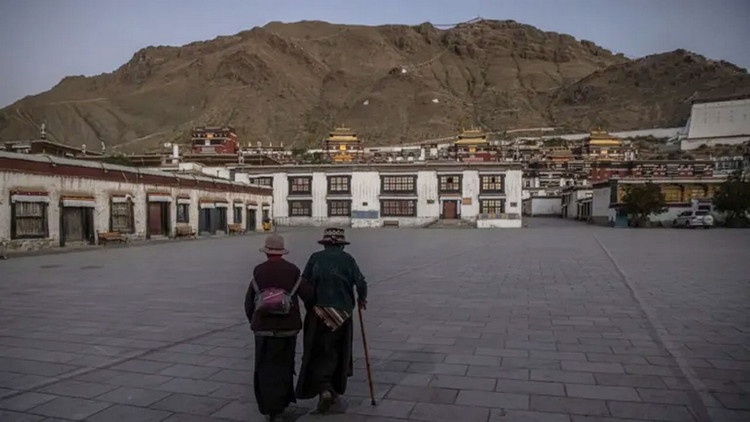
247, 209, 256, 232
63, 207, 85, 242
148, 203, 164, 236
199, 208, 210, 234
215, 208, 227, 233
442, 201, 457, 219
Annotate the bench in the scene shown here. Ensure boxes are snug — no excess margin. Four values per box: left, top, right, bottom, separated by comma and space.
228, 224, 245, 235
383, 220, 400, 227
97, 231, 126, 245
175, 224, 197, 239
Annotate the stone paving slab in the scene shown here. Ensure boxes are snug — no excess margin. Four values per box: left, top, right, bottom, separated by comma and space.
0, 220, 748, 421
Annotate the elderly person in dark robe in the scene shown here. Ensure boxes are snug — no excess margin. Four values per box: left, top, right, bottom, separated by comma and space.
296, 228, 368, 413
245, 234, 313, 421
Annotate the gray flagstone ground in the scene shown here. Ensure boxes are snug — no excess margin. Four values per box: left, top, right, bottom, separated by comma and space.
0, 219, 748, 421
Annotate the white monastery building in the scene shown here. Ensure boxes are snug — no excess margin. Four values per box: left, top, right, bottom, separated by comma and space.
237, 163, 523, 228
681, 94, 750, 150
0, 152, 272, 252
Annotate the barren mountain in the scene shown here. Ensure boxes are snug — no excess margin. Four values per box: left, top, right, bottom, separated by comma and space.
0, 20, 747, 152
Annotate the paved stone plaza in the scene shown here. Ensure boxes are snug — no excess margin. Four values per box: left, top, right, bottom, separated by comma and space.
1, 220, 749, 421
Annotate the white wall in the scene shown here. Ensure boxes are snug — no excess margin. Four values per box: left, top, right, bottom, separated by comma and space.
681, 136, 750, 151
258, 167, 522, 228
523, 197, 561, 216
563, 190, 592, 219
687, 98, 750, 139
460, 170, 480, 219
591, 186, 614, 225
477, 218, 523, 228
0, 171, 271, 251
504, 170, 523, 216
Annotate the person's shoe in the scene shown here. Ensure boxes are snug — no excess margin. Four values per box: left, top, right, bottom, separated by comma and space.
317, 390, 333, 413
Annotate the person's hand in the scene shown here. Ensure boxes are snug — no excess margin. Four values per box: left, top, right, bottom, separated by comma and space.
358, 300, 367, 311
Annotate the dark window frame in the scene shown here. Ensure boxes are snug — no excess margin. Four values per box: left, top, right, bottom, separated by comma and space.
233, 205, 243, 224
480, 199, 505, 214
253, 177, 274, 187
10, 201, 49, 239
288, 176, 312, 195
327, 175, 351, 194
439, 174, 462, 193
380, 199, 417, 217
289, 200, 312, 217
480, 174, 505, 193
381, 175, 417, 194
177, 203, 190, 224
327, 200, 352, 217
110, 199, 135, 233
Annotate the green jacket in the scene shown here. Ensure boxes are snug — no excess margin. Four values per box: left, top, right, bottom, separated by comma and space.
302, 245, 367, 313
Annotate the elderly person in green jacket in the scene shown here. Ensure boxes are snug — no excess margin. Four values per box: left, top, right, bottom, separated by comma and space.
296, 228, 368, 413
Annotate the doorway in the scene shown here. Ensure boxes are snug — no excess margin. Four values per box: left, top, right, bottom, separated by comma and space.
198, 207, 228, 235
60, 207, 94, 246
247, 208, 257, 232
442, 200, 459, 219
147, 202, 170, 237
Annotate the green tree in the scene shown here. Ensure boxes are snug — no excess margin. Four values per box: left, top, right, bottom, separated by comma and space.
713, 171, 750, 226
621, 183, 668, 227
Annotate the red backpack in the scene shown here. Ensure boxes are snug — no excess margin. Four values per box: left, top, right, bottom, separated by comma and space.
251, 277, 302, 315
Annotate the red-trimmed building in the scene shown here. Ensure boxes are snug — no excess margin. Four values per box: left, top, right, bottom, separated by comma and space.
0, 151, 272, 252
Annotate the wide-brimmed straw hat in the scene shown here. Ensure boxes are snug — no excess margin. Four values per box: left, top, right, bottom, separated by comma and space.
259, 234, 289, 255
318, 227, 350, 245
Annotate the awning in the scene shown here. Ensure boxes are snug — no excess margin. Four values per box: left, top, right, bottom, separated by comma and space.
112, 195, 133, 203
148, 194, 172, 203
177, 198, 191, 205
62, 197, 95, 208
199, 202, 215, 209
215, 202, 229, 208
11, 194, 49, 203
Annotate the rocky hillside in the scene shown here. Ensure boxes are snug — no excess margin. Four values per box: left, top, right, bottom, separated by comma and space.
0, 20, 747, 152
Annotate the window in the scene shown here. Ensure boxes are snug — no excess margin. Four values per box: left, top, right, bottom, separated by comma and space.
252, 177, 273, 187
662, 185, 682, 203
480, 175, 504, 193
177, 203, 190, 224
439, 175, 461, 193
289, 177, 312, 194
111, 201, 134, 233
381, 175, 416, 193
381, 199, 416, 216
328, 200, 351, 217
233, 206, 243, 224
327, 176, 351, 194
480, 199, 505, 214
11, 202, 48, 239
289, 200, 312, 216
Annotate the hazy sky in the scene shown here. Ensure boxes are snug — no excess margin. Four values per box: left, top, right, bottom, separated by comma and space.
0, 0, 748, 107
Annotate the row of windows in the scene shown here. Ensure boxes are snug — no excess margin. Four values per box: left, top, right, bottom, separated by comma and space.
287, 199, 505, 218
9, 200, 255, 239
285, 174, 505, 195
289, 200, 351, 217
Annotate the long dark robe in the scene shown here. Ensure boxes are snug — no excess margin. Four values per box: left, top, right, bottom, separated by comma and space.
254, 335, 297, 416
295, 311, 353, 399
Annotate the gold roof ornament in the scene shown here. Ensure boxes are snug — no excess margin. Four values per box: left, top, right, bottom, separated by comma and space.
455, 127, 489, 145
587, 130, 621, 146
327, 126, 360, 142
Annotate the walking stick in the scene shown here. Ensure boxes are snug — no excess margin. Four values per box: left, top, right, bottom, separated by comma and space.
357, 305, 376, 406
